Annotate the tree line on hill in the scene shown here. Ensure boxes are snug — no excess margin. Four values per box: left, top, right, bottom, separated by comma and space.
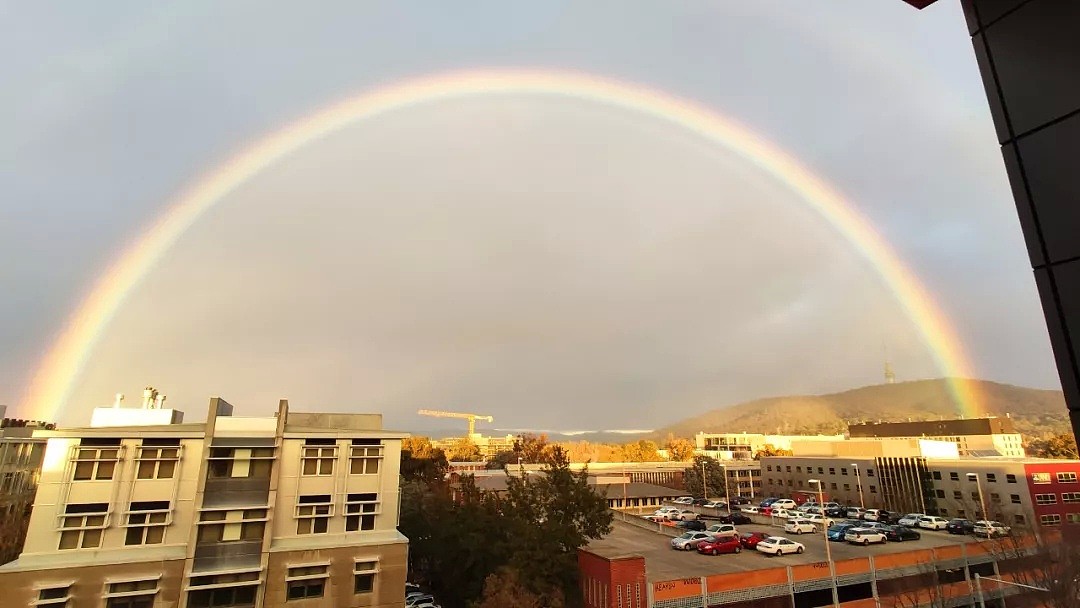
398, 436, 613, 608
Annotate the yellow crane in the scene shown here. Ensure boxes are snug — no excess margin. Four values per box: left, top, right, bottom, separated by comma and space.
417, 409, 494, 436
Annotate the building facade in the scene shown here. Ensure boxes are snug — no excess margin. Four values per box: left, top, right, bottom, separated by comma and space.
0, 396, 408, 608
848, 417, 1025, 458
694, 433, 844, 461
0, 407, 51, 519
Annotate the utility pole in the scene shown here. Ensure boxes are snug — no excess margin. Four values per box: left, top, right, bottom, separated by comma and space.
810, 479, 838, 608
701, 461, 709, 501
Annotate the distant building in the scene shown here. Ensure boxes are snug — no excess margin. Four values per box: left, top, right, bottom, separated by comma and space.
0, 405, 52, 520
0, 393, 408, 608
431, 433, 516, 460
848, 417, 1025, 457
694, 432, 845, 460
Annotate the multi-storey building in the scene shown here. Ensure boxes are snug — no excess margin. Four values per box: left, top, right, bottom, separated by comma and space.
0, 406, 51, 519
694, 432, 844, 460
0, 395, 408, 608
848, 417, 1025, 457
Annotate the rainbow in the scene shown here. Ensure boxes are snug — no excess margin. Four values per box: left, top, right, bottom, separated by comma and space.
19, 68, 984, 422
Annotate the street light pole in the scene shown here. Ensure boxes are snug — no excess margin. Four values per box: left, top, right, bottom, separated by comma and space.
967, 473, 988, 522
721, 463, 731, 511
701, 461, 709, 502
852, 463, 866, 511
809, 479, 838, 608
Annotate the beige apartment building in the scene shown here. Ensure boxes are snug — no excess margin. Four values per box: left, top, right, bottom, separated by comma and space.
848, 417, 1025, 457
0, 393, 407, 608
0, 406, 50, 519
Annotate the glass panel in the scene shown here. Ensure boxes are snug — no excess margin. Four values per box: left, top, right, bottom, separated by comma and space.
158, 460, 176, 478
96, 461, 116, 480
73, 461, 94, 480
146, 526, 165, 544
137, 461, 156, 479
59, 530, 79, 549
81, 529, 102, 547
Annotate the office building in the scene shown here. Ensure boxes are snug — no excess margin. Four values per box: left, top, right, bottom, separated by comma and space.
0, 392, 408, 608
694, 432, 844, 460
0, 405, 51, 519
848, 417, 1025, 457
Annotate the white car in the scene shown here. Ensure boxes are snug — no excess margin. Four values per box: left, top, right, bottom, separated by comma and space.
918, 516, 949, 531
406, 595, 436, 608
822, 502, 841, 510
707, 523, 740, 539
973, 520, 1011, 538
784, 519, 817, 535
654, 507, 681, 518
803, 513, 833, 527
797, 503, 816, 512
739, 506, 761, 514
846, 507, 866, 519
845, 527, 887, 545
863, 509, 883, 521
897, 513, 925, 527
671, 531, 713, 550
773, 508, 800, 519
703, 500, 727, 509
674, 510, 698, 521
756, 536, 805, 556
772, 499, 797, 510
673, 496, 694, 505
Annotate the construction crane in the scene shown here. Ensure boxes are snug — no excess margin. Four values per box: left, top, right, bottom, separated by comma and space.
417, 409, 494, 436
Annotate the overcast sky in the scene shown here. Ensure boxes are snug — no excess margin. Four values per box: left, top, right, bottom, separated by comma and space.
1, 1, 1059, 430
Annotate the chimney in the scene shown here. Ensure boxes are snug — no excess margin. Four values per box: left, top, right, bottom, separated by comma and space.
113, 393, 124, 409
142, 386, 158, 409
155, 394, 167, 409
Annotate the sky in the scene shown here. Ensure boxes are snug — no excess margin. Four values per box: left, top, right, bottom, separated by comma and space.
0, 1, 1060, 431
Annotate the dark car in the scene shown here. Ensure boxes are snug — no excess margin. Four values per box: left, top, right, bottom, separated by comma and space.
719, 513, 751, 525
883, 525, 922, 542
875, 510, 899, 524
739, 532, 769, 549
825, 507, 847, 518
692, 498, 709, 506
760, 498, 779, 508
731, 496, 752, 506
827, 523, 858, 542
676, 519, 707, 531
946, 518, 975, 535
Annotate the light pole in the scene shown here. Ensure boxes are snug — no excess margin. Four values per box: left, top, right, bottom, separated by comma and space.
701, 461, 709, 502
967, 473, 988, 522
721, 463, 731, 511
852, 463, 866, 511
809, 479, 839, 608
974, 573, 1049, 608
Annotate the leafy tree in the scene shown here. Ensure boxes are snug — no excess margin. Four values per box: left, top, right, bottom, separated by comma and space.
682, 455, 731, 500
0, 503, 30, 565
753, 443, 793, 459
618, 440, 663, 462
472, 569, 553, 608
400, 436, 449, 485
447, 437, 483, 462
514, 433, 554, 464
664, 435, 696, 461
1026, 433, 1079, 459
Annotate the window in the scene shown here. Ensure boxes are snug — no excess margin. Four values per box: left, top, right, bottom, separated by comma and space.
34, 585, 71, 607
987, 473, 997, 483
949, 472, 959, 481
208, 447, 273, 479
354, 560, 378, 594
58, 503, 109, 549
135, 439, 181, 479
1068, 513, 1080, 524
350, 442, 383, 475
1032, 472, 1051, 484
787, 479, 793, 487
1040, 514, 1061, 527
1011, 494, 1022, 504
302, 441, 336, 476
843, 484, 850, 491
830, 483, 837, 490
953, 491, 963, 500
296, 495, 332, 534
971, 491, 980, 501
1058, 472, 1078, 484
72, 442, 122, 481
990, 493, 1001, 504
957, 509, 966, 517
1036, 494, 1057, 505
818, 467, 824, 474
1015, 514, 1025, 524
197, 509, 267, 543
935, 490, 945, 498
286, 564, 328, 601
796, 466, 802, 473
104, 579, 158, 608
841, 468, 848, 476
1006, 474, 1017, 483
767, 465, 772, 472
829, 468, 835, 475
786, 466, 792, 473
187, 571, 260, 608
932, 471, 942, 480
125, 500, 170, 545
869, 485, 877, 493
345, 493, 379, 531
1063, 492, 1080, 504
767, 478, 773, 485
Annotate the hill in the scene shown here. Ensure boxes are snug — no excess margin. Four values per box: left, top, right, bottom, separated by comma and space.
651, 378, 1070, 440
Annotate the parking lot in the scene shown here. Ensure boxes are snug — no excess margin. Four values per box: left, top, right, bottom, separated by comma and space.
587, 515, 978, 583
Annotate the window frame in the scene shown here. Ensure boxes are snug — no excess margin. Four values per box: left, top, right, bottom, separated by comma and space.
196, 508, 268, 543
1040, 514, 1062, 527
301, 445, 337, 477
295, 496, 333, 535
349, 445, 383, 475
1035, 493, 1057, 506
71, 446, 123, 481
1058, 472, 1078, 484
345, 493, 380, 532
354, 560, 378, 594
32, 584, 72, 607
123, 501, 171, 546
135, 444, 182, 480
286, 563, 329, 601
57, 503, 110, 550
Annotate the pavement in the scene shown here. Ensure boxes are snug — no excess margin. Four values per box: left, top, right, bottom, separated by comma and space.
587, 515, 976, 583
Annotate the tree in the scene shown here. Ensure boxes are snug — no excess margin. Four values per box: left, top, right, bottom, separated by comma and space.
0, 503, 30, 565
514, 433, 554, 464
683, 455, 731, 501
664, 435, 696, 461
447, 438, 483, 462
980, 529, 1080, 608
401, 436, 449, 485
473, 569, 558, 608
618, 440, 663, 462
753, 443, 793, 459
1026, 433, 1079, 459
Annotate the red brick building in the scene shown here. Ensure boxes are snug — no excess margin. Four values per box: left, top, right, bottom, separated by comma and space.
1024, 460, 1080, 529
578, 548, 648, 608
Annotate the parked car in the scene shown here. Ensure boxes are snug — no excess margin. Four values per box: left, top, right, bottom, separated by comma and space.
756, 536, 805, 556
772, 499, 797, 510
671, 531, 713, 550
784, 519, 818, 535
877, 511, 900, 524
946, 518, 976, 535
406, 595, 436, 608
674, 510, 698, 521
825, 506, 848, 518
883, 525, 922, 542
740, 532, 769, 549
863, 509, 883, 521
973, 521, 1011, 538
827, 523, 858, 541
706, 524, 740, 539
703, 500, 727, 509
918, 516, 949, 531
760, 498, 779, 508
731, 496, 753, 505
858, 521, 889, 531
803, 513, 833, 527
797, 503, 816, 513
845, 527, 888, 545
846, 507, 866, 519
693, 498, 710, 506
739, 506, 762, 515
822, 502, 841, 510
654, 507, 681, 518
673, 496, 694, 505
676, 520, 707, 531
897, 513, 925, 527
697, 537, 743, 555
719, 512, 751, 525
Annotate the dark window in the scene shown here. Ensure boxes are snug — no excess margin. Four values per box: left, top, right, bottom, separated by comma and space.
796, 466, 802, 473
866, 469, 874, 477
938, 568, 966, 584
841, 468, 848, 476
818, 467, 824, 474
188, 586, 257, 608
932, 471, 942, 480
969, 562, 996, 577
936, 490, 945, 498
286, 580, 324, 601
954, 491, 963, 500
950, 472, 959, 481
1011, 494, 1022, 504
1006, 474, 1017, 483
836, 583, 873, 604
987, 473, 997, 483
829, 468, 835, 475
793, 588, 834, 608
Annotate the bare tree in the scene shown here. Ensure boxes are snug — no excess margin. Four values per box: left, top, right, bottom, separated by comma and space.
981, 528, 1080, 608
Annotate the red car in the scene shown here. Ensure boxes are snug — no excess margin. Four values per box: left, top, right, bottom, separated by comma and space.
739, 532, 769, 550
697, 537, 743, 556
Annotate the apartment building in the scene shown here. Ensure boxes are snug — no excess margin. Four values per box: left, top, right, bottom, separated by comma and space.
0, 406, 51, 518
694, 432, 844, 460
848, 417, 1025, 457
0, 393, 407, 608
